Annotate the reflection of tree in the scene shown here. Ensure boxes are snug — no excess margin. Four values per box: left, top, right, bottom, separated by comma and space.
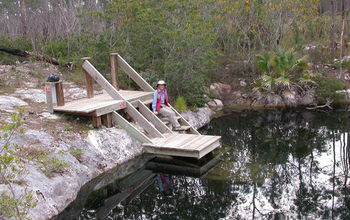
204, 110, 350, 219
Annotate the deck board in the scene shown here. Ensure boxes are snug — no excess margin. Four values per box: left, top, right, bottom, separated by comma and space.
143, 133, 221, 159
53, 90, 153, 115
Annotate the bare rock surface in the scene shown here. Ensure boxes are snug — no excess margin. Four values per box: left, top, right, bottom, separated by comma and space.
15, 88, 46, 103
0, 95, 28, 108
181, 107, 214, 130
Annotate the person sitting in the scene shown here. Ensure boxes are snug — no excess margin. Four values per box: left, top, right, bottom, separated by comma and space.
152, 80, 184, 131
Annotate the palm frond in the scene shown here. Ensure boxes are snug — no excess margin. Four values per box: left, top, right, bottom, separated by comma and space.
256, 52, 271, 73
275, 74, 291, 88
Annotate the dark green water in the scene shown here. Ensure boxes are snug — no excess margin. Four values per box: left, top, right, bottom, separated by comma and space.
58, 109, 350, 220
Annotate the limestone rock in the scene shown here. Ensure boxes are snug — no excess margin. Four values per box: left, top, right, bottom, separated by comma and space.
0, 95, 28, 110
300, 92, 315, 105
181, 107, 214, 130
15, 88, 46, 103
265, 94, 284, 107
207, 99, 224, 109
282, 90, 297, 106
240, 80, 247, 87
209, 83, 232, 96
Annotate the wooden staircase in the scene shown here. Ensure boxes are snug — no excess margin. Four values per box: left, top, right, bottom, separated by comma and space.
77, 54, 221, 159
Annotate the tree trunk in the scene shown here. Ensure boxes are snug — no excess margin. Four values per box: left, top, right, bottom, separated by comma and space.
0, 48, 60, 65
19, 0, 28, 36
42, 0, 50, 41
330, 0, 336, 57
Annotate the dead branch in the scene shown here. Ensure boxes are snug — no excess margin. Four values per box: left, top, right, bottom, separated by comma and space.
0, 48, 59, 65
306, 98, 333, 110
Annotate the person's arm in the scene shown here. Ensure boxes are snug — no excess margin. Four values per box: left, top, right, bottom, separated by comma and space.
152, 91, 158, 112
165, 90, 169, 106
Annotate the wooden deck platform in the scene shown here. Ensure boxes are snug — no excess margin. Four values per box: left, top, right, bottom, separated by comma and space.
53, 90, 153, 116
143, 133, 221, 159
47, 54, 221, 159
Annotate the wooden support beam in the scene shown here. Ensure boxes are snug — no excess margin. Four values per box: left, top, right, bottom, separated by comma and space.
85, 71, 94, 98
137, 101, 173, 134
55, 81, 65, 106
92, 116, 102, 128
125, 102, 164, 139
111, 112, 152, 143
110, 53, 119, 90
101, 113, 113, 128
82, 60, 124, 100
82, 57, 94, 98
117, 54, 154, 92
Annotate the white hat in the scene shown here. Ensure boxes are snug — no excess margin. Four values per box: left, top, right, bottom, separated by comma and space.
157, 80, 166, 86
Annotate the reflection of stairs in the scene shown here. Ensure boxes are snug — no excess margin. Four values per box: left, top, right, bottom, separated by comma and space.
82, 55, 221, 159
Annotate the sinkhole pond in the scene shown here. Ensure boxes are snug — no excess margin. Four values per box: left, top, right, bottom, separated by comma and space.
57, 109, 350, 220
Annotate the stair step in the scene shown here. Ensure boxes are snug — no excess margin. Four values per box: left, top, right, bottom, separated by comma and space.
159, 116, 181, 124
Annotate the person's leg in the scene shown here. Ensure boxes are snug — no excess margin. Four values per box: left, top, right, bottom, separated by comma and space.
159, 107, 181, 128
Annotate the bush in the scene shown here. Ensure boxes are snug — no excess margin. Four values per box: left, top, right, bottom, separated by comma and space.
315, 77, 347, 104
174, 96, 188, 112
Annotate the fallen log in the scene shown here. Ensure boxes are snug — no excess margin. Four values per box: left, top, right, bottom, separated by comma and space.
0, 48, 59, 65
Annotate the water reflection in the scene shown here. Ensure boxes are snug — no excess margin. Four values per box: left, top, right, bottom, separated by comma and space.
58, 109, 350, 220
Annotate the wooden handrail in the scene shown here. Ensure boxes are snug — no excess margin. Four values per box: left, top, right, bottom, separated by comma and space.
117, 54, 154, 92
82, 60, 124, 100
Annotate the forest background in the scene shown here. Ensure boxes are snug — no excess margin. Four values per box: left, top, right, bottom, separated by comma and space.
0, 0, 349, 107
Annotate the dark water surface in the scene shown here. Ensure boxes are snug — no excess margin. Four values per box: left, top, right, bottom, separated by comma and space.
58, 109, 350, 220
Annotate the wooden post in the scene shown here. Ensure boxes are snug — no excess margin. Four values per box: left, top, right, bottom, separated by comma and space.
92, 116, 102, 128
55, 81, 65, 106
110, 53, 119, 90
101, 113, 113, 128
81, 57, 94, 98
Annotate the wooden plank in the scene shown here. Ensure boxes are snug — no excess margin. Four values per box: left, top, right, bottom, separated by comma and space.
198, 140, 221, 159
137, 100, 173, 134
142, 146, 199, 158
171, 135, 202, 149
151, 133, 182, 146
92, 116, 102, 128
110, 53, 119, 90
55, 81, 65, 106
117, 54, 154, 92
82, 61, 124, 100
95, 100, 127, 117
160, 134, 199, 149
125, 102, 164, 139
54, 97, 125, 115
193, 136, 221, 150
182, 135, 217, 150
111, 112, 152, 144
101, 113, 112, 128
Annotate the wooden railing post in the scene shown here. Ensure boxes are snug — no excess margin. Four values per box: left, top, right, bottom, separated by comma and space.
110, 53, 119, 90
55, 81, 65, 106
81, 57, 94, 98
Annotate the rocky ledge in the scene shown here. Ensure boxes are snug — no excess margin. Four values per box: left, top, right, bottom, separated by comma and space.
209, 82, 318, 109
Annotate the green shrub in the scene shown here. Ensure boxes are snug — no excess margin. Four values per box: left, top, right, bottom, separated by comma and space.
254, 48, 309, 92
174, 96, 188, 112
315, 77, 347, 104
0, 36, 32, 65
